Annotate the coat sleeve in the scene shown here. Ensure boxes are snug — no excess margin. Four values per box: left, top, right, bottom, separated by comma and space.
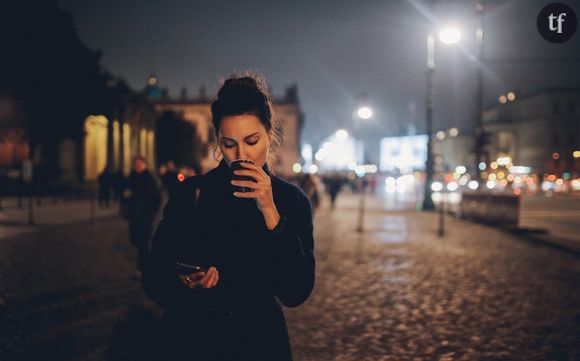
141, 180, 205, 310
264, 190, 315, 308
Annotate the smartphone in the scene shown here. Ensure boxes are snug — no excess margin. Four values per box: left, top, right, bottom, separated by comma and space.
175, 262, 206, 276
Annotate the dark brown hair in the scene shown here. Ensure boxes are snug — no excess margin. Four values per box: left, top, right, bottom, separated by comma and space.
211, 73, 281, 165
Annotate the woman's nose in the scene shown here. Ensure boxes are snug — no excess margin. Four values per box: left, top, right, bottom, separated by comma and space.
235, 145, 246, 160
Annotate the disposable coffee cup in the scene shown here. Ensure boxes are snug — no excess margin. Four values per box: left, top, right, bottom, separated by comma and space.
229, 159, 256, 193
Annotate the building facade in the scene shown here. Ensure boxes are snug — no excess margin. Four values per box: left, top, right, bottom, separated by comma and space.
82, 97, 157, 181
0, 91, 29, 168
145, 75, 304, 178
432, 133, 474, 173
482, 89, 580, 177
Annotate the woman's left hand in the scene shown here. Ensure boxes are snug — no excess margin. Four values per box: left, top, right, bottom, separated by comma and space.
231, 162, 275, 212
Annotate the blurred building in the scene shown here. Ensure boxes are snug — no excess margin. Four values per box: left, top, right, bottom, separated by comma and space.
144, 75, 304, 178
0, 89, 156, 185
0, 2, 158, 189
0, 92, 29, 168
380, 135, 427, 173
432, 133, 474, 173
483, 89, 580, 177
82, 96, 157, 181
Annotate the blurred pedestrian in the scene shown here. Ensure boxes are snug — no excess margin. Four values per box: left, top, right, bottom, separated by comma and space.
325, 173, 343, 209
361, 176, 369, 193
368, 174, 377, 194
111, 169, 126, 201
97, 167, 112, 208
143, 74, 315, 361
298, 173, 320, 214
123, 155, 162, 274
160, 161, 179, 199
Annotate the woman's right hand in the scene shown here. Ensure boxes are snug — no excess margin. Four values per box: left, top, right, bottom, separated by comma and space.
179, 266, 219, 289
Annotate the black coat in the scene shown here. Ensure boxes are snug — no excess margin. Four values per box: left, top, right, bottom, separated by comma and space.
125, 170, 162, 249
126, 170, 162, 220
142, 159, 316, 361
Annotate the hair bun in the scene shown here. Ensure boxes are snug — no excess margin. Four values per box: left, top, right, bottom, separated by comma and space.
217, 75, 266, 100
211, 72, 274, 138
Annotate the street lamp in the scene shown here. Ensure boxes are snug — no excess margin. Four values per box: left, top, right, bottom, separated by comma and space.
353, 106, 372, 232
353, 106, 373, 138
423, 26, 461, 211
352, 106, 373, 163
335, 129, 349, 140
357, 106, 373, 120
439, 27, 461, 44
474, 1, 485, 183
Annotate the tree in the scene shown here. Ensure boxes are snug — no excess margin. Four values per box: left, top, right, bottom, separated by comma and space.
0, 1, 111, 179
155, 111, 204, 169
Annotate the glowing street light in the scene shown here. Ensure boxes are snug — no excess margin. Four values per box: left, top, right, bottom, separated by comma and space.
447, 182, 458, 191
431, 181, 443, 192
439, 27, 461, 44
468, 180, 479, 190
335, 129, 349, 140
455, 166, 467, 174
357, 107, 373, 120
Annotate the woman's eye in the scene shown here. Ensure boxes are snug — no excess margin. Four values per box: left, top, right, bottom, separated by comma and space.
224, 143, 236, 148
247, 141, 258, 146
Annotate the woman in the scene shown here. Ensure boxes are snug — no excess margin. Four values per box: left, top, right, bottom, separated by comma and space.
143, 74, 315, 361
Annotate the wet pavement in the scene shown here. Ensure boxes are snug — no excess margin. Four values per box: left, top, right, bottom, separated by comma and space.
0, 192, 579, 360
287, 194, 580, 360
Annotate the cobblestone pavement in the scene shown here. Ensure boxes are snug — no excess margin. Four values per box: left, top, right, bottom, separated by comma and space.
0, 192, 579, 360
286, 193, 580, 361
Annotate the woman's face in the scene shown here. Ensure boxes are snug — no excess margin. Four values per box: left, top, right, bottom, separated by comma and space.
218, 114, 271, 167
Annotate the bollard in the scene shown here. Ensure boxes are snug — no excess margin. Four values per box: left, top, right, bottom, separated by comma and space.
438, 193, 445, 237
90, 185, 96, 225
356, 182, 366, 233
28, 186, 34, 226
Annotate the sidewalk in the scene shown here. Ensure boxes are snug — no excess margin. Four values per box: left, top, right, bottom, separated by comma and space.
519, 193, 580, 254
0, 197, 120, 240
328, 189, 580, 255
291, 192, 580, 360
2, 190, 578, 255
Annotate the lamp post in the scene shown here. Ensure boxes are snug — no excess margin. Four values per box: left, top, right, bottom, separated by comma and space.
353, 106, 371, 232
422, 27, 461, 211
352, 105, 371, 165
474, 1, 485, 183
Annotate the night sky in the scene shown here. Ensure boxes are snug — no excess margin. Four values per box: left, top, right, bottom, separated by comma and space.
59, 0, 580, 154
